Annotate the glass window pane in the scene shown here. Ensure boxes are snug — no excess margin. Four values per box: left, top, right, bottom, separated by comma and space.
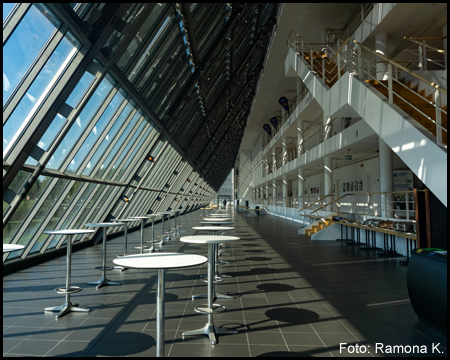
16, 178, 70, 255
65, 71, 95, 108
3, 4, 61, 105
82, 101, 134, 176
3, 33, 80, 156
47, 182, 96, 249
3, 3, 16, 22
47, 76, 115, 170
67, 88, 127, 173
95, 111, 142, 178
3, 175, 51, 249
106, 120, 146, 180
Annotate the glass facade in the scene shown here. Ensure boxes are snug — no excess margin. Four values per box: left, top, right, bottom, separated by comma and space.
3, 3, 279, 265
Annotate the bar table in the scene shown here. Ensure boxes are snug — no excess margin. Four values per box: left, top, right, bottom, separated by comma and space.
180, 235, 240, 344
85, 222, 124, 289
43, 229, 95, 318
113, 253, 207, 357
130, 216, 153, 253
172, 210, 184, 235
159, 211, 175, 241
3, 244, 25, 253
192, 226, 235, 292
143, 214, 163, 252
111, 218, 137, 272
203, 217, 231, 222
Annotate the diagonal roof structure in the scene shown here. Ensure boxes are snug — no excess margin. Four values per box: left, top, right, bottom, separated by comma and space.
3, 3, 279, 266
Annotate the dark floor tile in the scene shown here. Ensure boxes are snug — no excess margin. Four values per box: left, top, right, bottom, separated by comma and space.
45, 340, 94, 357
249, 345, 291, 357
6, 339, 60, 356
210, 344, 251, 357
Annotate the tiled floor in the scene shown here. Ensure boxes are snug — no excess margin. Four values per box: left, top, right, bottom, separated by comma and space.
3, 209, 447, 357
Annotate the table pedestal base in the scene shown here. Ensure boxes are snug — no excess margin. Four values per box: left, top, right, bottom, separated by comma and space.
182, 323, 237, 345
87, 277, 121, 289
45, 301, 90, 318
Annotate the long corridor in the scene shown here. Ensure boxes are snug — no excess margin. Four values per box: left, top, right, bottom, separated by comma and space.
3, 209, 447, 357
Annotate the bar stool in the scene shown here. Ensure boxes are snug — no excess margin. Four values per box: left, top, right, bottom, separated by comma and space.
85, 222, 124, 289
43, 229, 95, 318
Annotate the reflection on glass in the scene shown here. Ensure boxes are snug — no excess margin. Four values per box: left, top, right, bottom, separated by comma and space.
3, 33, 80, 156
47, 76, 114, 170
3, 4, 61, 105
3, 175, 50, 247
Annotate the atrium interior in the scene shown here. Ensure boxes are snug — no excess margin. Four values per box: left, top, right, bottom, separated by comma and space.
3, 3, 447, 357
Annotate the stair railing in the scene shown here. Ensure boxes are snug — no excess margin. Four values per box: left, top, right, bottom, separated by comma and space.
298, 194, 334, 216
311, 190, 418, 220
289, 34, 447, 147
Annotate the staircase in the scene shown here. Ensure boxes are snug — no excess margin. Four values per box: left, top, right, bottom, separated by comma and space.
303, 53, 345, 88
303, 213, 336, 236
366, 79, 447, 145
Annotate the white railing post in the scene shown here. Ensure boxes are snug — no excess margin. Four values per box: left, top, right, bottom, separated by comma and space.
322, 57, 325, 82
418, 45, 424, 77
435, 89, 443, 145
423, 40, 427, 71
388, 63, 393, 105
357, 46, 362, 79
337, 52, 341, 80
405, 192, 410, 221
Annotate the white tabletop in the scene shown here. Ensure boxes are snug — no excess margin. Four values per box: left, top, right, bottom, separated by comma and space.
203, 218, 231, 221
208, 214, 231, 217
112, 219, 137, 222
85, 222, 124, 227
131, 216, 150, 220
144, 214, 160, 218
43, 229, 96, 235
159, 211, 174, 215
180, 235, 240, 244
3, 244, 25, 253
112, 253, 207, 269
192, 226, 234, 231
199, 221, 234, 225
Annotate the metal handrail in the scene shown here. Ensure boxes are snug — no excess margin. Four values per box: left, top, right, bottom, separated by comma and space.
404, 37, 446, 55
298, 195, 334, 212
311, 190, 417, 215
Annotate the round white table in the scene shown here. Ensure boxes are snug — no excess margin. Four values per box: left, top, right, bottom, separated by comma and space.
208, 214, 231, 217
192, 226, 235, 285
199, 221, 234, 226
131, 216, 152, 253
180, 235, 240, 344
3, 244, 25, 253
85, 222, 124, 289
203, 217, 231, 222
113, 253, 207, 357
43, 229, 95, 318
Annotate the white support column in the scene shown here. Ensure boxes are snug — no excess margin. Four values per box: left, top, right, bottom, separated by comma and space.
298, 168, 305, 209
379, 137, 394, 218
297, 119, 303, 156
323, 113, 332, 140
375, 32, 389, 81
272, 148, 276, 171
324, 157, 333, 211
283, 175, 288, 207
273, 178, 277, 206
265, 182, 269, 201
282, 136, 287, 166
